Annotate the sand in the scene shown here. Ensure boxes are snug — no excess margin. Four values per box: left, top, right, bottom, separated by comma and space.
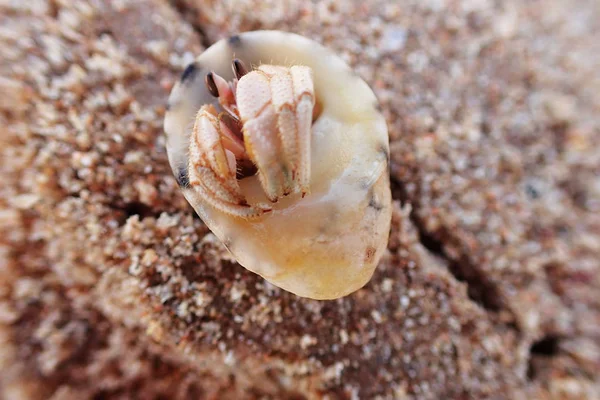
1, 0, 598, 398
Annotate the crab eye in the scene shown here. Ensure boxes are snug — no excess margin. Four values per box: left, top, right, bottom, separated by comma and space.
232, 58, 248, 79
164, 31, 391, 300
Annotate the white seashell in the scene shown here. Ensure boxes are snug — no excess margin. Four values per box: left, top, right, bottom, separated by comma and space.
164, 31, 391, 300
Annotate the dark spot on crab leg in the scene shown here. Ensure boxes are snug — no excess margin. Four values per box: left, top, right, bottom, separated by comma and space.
232, 58, 248, 80
205, 72, 220, 97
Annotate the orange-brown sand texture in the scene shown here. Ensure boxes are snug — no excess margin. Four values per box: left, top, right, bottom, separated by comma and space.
1, 1, 599, 399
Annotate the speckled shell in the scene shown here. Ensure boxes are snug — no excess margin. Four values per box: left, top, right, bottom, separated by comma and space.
164, 31, 391, 300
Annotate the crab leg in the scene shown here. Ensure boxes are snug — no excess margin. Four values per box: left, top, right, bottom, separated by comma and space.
236, 64, 315, 200
188, 105, 271, 217
290, 66, 315, 195
257, 65, 299, 196
235, 70, 289, 202
188, 172, 270, 219
188, 59, 315, 216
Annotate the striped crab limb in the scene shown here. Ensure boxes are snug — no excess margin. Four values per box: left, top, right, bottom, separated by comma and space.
188, 104, 271, 218
206, 60, 315, 205
236, 65, 315, 201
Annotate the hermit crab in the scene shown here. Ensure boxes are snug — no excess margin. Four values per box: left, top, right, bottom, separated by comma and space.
164, 31, 391, 300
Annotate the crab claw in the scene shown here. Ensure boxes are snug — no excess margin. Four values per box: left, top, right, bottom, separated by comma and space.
188, 105, 271, 218
189, 60, 315, 217
236, 65, 315, 201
